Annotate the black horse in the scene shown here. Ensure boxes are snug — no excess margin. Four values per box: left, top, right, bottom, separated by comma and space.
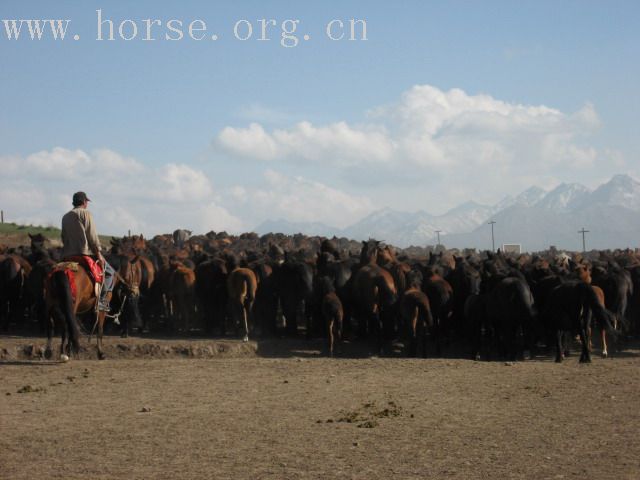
543, 281, 617, 363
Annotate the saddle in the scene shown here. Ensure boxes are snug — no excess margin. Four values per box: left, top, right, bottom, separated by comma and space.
64, 255, 104, 284
50, 256, 105, 302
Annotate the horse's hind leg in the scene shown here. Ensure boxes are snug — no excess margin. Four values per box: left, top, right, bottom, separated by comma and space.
579, 327, 591, 363
407, 307, 418, 358
327, 316, 335, 356
601, 328, 608, 358
97, 313, 106, 360
45, 310, 56, 360
555, 330, 564, 363
240, 299, 249, 342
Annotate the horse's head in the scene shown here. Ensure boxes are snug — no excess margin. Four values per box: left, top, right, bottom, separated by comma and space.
359, 239, 380, 265
28, 233, 47, 251
573, 263, 592, 284
376, 245, 396, 266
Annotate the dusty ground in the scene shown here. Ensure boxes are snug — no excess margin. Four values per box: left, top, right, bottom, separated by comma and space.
1, 335, 639, 480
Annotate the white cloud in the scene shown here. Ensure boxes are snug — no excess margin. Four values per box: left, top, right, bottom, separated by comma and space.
0, 148, 244, 237
241, 170, 374, 229
160, 163, 213, 202
215, 84, 609, 189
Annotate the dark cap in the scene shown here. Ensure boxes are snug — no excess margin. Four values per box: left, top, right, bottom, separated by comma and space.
72, 191, 91, 207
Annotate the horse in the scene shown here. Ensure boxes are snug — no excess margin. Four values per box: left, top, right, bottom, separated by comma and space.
591, 263, 633, 333
274, 256, 313, 337
169, 262, 196, 333
446, 256, 481, 337
400, 287, 435, 358
107, 254, 143, 337
421, 265, 453, 352
316, 276, 344, 356
195, 256, 228, 335
44, 258, 111, 360
0, 254, 32, 331
543, 281, 617, 363
484, 276, 536, 361
227, 267, 257, 341
350, 240, 398, 353
315, 251, 353, 337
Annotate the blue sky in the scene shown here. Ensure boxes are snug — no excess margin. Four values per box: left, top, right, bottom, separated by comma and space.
1, 1, 638, 235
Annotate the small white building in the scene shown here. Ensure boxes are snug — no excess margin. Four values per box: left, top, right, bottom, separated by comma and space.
502, 243, 522, 254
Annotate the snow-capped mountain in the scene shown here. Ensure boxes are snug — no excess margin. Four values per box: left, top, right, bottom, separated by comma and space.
582, 174, 640, 211
534, 183, 591, 212
496, 186, 547, 210
254, 174, 640, 251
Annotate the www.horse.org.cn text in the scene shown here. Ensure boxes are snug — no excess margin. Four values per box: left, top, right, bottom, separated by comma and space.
1, 10, 368, 48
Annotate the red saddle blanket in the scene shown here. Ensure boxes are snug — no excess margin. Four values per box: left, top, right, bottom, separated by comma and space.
64, 255, 104, 284
49, 256, 104, 303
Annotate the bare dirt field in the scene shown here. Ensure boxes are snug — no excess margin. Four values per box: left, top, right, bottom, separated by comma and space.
1, 335, 640, 480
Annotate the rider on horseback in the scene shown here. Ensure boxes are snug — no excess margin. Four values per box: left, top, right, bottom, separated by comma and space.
61, 191, 115, 312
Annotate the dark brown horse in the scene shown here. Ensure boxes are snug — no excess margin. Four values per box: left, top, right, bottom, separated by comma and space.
544, 281, 616, 363
169, 262, 196, 333
400, 287, 434, 357
316, 276, 344, 356
352, 240, 397, 354
0, 254, 32, 330
44, 260, 111, 360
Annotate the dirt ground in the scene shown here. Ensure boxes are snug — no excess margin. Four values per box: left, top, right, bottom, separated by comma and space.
1, 335, 639, 480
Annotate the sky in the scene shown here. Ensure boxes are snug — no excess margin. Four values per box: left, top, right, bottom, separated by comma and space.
1, 0, 638, 236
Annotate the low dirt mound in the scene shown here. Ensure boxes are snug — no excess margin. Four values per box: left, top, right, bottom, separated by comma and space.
0, 335, 258, 361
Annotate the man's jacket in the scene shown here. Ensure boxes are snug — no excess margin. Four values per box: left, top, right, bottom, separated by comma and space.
61, 207, 102, 258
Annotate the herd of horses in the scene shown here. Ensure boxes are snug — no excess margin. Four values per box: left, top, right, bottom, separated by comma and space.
1, 229, 638, 362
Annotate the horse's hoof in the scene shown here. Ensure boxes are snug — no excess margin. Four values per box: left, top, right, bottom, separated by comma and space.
60, 354, 70, 362
44, 348, 52, 360
98, 353, 106, 360
242, 335, 249, 343
601, 352, 608, 359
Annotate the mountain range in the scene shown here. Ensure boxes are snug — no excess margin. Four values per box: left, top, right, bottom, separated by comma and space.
254, 174, 640, 251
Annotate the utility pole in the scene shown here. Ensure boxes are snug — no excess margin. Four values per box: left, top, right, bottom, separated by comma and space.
488, 221, 496, 252
578, 228, 589, 252
434, 230, 442, 246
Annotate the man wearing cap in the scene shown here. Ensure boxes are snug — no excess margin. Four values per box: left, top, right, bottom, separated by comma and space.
61, 192, 115, 312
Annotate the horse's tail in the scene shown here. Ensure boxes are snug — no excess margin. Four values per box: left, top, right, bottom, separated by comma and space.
52, 270, 81, 353
375, 271, 397, 306
582, 283, 617, 337
511, 279, 536, 323
411, 293, 433, 329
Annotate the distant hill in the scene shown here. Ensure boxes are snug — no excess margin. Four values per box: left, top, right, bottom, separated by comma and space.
0, 222, 112, 249
254, 174, 640, 251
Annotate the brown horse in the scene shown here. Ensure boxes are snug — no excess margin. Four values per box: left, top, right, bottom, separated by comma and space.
352, 240, 398, 353
572, 265, 613, 357
0, 254, 32, 330
421, 265, 453, 350
316, 276, 343, 356
169, 262, 196, 333
44, 261, 111, 360
227, 267, 258, 341
400, 287, 435, 357
589, 285, 613, 358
